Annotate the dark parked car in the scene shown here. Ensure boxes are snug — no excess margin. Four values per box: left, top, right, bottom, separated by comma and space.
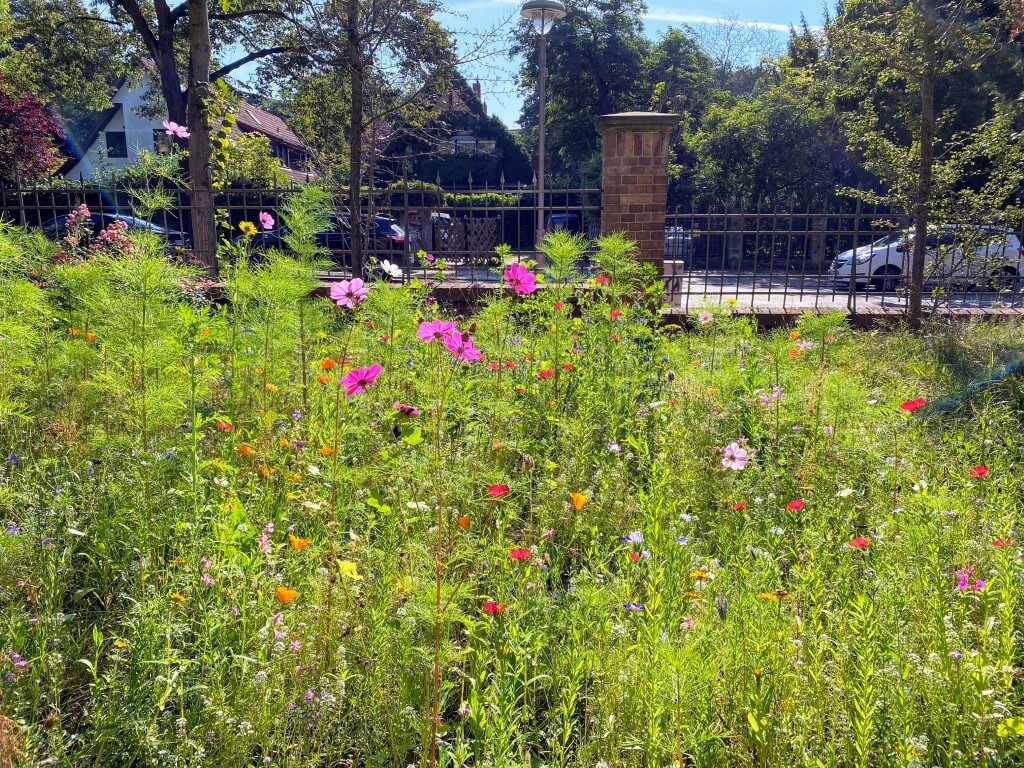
245, 214, 414, 269
544, 212, 582, 235
40, 212, 189, 248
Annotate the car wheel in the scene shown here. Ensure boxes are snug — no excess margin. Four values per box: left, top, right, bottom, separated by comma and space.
871, 266, 901, 293
986, 266, 1018, 292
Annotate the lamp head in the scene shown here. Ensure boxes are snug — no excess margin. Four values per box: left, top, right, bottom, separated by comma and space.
520, 0, 566, 35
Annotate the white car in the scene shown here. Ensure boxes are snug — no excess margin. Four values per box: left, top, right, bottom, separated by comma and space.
830, 226, 1024, 292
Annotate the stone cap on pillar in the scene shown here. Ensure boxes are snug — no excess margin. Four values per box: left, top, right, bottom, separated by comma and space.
596, 112, 680, 137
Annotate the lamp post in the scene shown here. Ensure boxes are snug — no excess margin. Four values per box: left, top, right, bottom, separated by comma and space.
520, 0, 565, 254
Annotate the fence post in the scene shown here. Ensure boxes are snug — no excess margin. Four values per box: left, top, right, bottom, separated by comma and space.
809, 214, 826, 269
726, 209, 742, 271
596, 112, 679, 275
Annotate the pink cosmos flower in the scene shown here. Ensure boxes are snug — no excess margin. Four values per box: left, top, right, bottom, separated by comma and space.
258, 211, 275, 231
162, 120, 190, 139
697, 311, 714, 325
503, 263, 537, 295
330, 278, 368, 309
787, 498, 805, 511
417, 319, 457, 343
340, 363, 382, 396
443, 329, 483, 361
847, 535, 871, 549
721, 442, 748, 471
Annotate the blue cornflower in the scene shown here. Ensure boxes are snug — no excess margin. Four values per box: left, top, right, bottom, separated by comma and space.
622, 602, 644, 612
618, 531, 643, 545
5, 521, 20, 535
675, 536, 689, 545
5, 454, 17, 463
292, 409, 302, 420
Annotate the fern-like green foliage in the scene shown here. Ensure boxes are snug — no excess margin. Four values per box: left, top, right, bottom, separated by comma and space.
540, 229, 588, 286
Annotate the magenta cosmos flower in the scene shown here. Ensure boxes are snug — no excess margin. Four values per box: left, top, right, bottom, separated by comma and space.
258, 211, 275, 231
417, 319, 457, 343
330, 278, 368, 309
162, 120, 190, 139
443, 329, 483, 361
503, 263, 537, 295
340, 363, 382, 395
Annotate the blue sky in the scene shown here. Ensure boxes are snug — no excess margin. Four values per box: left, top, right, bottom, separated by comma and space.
437, 0, 827, 127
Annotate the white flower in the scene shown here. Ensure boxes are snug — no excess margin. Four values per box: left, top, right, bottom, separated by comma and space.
380, 259, 403, 279
406, 501, 429, 512
307, 464, 321, 476
837, 488, 855, 497
302, 500, 322, 511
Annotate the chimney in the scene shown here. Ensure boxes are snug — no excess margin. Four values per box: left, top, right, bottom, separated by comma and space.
472, 80, 482, 101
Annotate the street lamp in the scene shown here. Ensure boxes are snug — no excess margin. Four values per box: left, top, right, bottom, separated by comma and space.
520, 0, 565, 254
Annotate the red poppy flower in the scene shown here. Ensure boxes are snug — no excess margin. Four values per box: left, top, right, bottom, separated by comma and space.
786, 499, 805, 511
508, 548, 531, 561
488, 484, 510, 498
628, 551, 640, 562
847, 535, 871, 549
993, 538, 1013, 547
610, 334, 621, 342
610, 309, 622, 319
504, 360, 515, 369
215, 420, 233, 431
969, 465, 989, 478
733, 501, 746, 511
488, 362, 500, 371
553, 301, 564, 311
538, 369, 554, 379
900, 397, 926, 412
562, 363, 573, 371
482, 600, 508, 614
596, 274, 610, 285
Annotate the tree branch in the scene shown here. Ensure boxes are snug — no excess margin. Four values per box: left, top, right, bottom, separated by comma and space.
112, 0, 159, 57
210, 46, 297, 81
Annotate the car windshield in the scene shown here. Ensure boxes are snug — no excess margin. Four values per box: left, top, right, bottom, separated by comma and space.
871, 233, 903, 247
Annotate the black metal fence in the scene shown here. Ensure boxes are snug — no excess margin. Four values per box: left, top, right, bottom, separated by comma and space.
5, 179, 1024, 313
0, 178, 601, 282
664, 205, 1024, 313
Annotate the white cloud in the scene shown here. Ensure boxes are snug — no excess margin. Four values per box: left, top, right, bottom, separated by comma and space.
644, 10, 799, 33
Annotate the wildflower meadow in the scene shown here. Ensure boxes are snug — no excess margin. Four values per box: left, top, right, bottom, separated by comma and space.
2, 189, 1024, 766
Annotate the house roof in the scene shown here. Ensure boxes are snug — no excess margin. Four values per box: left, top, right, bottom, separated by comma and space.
234, 100, 306, 150
59, 102, 122, 178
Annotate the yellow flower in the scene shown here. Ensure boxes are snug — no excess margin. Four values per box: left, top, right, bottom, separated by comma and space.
789, 330, 800, 340
113, 639, 129, 649
337, 560, 363, 581
319, 446, 333, 456
569, 492, 587, 511
239, 221, 257, 237
279, 438, 290, 448
265, 383, 278, 393
689, 568, 711, 580
757, 591, 780, 602
169, 592, 186, 603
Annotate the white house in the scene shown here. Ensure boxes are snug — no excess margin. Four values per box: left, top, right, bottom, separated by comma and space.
63, 62, 313, 182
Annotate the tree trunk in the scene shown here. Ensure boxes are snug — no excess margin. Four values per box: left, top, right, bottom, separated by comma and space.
186, 0, 218, 277
347, 0, 364, 277
909, 7, 937, 329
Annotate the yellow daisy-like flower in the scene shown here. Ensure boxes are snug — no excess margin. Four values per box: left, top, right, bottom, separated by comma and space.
169, 592, 186, 603
337, 560, 363, 581
113, 639, 129, 649
239, 221, 258, 237
757, 591, 780, 602
689, 568, 710, 580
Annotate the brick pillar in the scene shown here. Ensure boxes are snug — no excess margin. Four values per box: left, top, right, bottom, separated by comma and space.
596, 112, 679, 273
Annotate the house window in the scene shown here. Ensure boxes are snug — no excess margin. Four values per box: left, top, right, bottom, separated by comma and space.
106, 131, 128, 158
153, 129, 174, 154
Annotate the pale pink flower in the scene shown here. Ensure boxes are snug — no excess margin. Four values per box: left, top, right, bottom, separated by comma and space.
721, 442, 749, 471
329, 278, 368, 309
340, 363, 382, 395
258, 211, 275, 230
162, 120, 190, 139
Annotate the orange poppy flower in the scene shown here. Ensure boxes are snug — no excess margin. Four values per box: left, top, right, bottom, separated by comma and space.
237, 443, 256, 456
85, 331, 96, 343
569, 492, 587, 511
289, 533, 312, 551
458, 515, 470, 529
319, 446, 333, 456
789, 330, 800, 340
275, 586, 299, 603
316, 374, 330, 385
320, 358, 337, 370
69, 326, 80, 337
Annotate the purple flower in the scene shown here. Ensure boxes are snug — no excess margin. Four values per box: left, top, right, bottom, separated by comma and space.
622, 602, 644, 612
292, 409, 302, 420
5, 521, 20, 535
675, 536, 689, 545
956, 566, 985, 592
5, 455, 17, 463
948, 650, 964, 659
619, 531, 643, 545
607, 442, 622, 454
329, 278, 368, 309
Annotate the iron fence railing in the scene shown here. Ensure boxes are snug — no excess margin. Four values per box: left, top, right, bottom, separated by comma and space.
664, 204, 1024, 314
0, 177, 602, 283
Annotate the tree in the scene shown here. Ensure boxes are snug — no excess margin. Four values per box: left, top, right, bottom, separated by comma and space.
826, 0, 1024, 326
0, 74, 66, 180
513, 0, 651, 180
1, 0, 135, 141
